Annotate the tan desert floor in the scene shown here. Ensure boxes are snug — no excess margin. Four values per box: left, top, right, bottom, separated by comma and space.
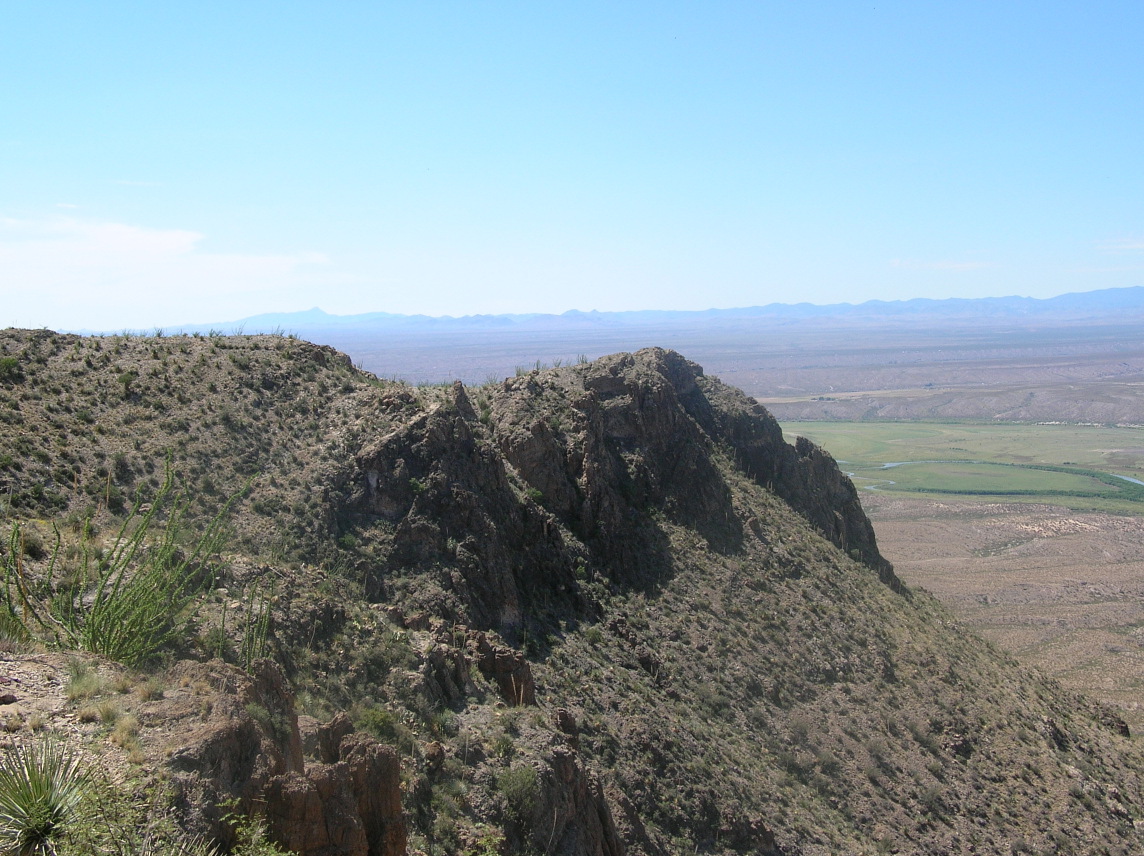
863, 493, 1144, 734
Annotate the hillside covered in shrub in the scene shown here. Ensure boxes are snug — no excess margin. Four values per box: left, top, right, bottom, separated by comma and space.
1, 327, 1142, 856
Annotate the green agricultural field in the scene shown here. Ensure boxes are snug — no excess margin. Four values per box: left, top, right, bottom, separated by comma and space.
781, 421, 1144, 512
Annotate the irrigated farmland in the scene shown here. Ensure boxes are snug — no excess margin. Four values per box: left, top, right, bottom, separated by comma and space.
782, 421, 1144, 732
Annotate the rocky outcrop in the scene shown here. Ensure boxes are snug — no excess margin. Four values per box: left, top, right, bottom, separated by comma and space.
420, 621, 537, 707
344, 383, 583, 630
165, 659, 302, 843
471, 631, 536, 706
339, 734, 407, 856
264, 732, 406, 856
492, 350, 744, 591
651, 348, 899, 587
264, 766, 370, 856
339, 347, 898, 635
492, 347, 897, 591
160, 660, 406, 855
780, 435, 902, 590
529, 746, 625, 856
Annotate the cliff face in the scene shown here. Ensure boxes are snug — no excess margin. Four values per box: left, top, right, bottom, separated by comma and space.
3, 330, 1144, 856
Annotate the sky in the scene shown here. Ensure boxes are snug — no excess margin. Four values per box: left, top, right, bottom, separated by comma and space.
2, 2, 1143, 330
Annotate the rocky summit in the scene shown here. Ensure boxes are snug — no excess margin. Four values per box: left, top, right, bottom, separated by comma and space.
1, 328, 1143, 855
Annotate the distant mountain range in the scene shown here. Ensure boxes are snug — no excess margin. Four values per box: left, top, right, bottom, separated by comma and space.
88, 285, 1144, 337
76, 282, 1144, 336
69, 285, 1144, 388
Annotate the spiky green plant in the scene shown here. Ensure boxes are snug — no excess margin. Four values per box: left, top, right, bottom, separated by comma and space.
61, 774, 222, 856
1, 469, 243, 667
238, 581, 274, 670
0, 740, 88, 855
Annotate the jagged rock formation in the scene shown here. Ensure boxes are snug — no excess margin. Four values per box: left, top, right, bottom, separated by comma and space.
263, 732, 406, 856
3, 329, 1144, 855
164, 659, 304, 836
341, 348, 898, 634
159, 659, 406, 856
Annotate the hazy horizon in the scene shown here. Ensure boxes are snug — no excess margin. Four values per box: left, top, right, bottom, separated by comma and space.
47, 283, 1144, 340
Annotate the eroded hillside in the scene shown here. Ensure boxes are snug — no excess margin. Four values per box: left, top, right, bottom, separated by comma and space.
1, 328, 1142, 856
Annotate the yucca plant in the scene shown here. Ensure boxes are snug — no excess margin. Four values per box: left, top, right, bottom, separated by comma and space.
0, 740, 88, 855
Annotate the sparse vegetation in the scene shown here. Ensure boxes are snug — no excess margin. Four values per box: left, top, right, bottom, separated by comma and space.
238, 582, 274, 669
496, 765, 537, 821
0, 356, 22, 383
64, 660, 105, 701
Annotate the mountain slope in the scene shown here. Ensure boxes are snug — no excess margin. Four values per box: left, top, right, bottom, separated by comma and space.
1, 328, 1142, 855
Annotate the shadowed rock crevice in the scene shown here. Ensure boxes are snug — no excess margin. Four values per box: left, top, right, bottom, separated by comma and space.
346, 383, 584, 630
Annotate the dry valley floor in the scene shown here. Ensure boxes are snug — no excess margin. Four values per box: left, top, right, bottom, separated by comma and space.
864, 494, 1144, 734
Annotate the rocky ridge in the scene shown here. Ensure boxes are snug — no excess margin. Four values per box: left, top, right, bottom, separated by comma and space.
1, 329, 1143, 855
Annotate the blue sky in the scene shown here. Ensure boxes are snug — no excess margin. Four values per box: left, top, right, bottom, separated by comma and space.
2, 2, 1142, 329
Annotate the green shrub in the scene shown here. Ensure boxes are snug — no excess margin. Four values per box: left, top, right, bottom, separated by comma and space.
117, 371, 137, 398
491, 733, 515, 759
469, 825, 505, 856
497, 765, 538, 821
0, 739, 89, 854
200, 624, 233, 662
244, 703, 289, 745
0, 357, 22, 383
355, 705, 415, 752
229, 817, 289, 855
19, 528, 47, 560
